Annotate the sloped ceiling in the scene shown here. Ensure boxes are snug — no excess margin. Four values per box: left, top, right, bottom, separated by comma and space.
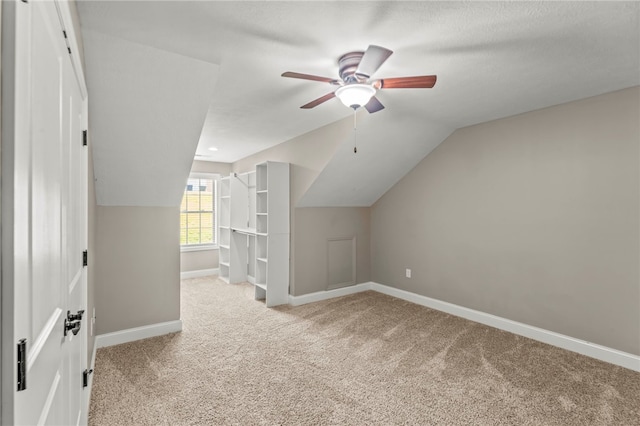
78, 1, 640, 207
84, 30, 219, 206
298, 111, 454, 207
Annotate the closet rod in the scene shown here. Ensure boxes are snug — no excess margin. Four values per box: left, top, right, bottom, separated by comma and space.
232, 228, 256, 236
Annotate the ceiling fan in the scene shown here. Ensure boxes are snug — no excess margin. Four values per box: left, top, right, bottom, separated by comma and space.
282, 45, 437, 113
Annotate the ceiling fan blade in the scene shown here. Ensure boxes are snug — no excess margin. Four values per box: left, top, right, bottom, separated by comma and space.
355, 45, 393, 78
364, 96, 385, 114
282, 71, 336, 83
301, 92, 336, 109
377, 75, 437, 89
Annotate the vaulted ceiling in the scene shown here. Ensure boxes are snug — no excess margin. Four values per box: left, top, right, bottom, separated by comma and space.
78, 1, 639, 207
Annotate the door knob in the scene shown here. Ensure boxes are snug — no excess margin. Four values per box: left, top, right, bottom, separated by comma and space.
64, 310, 84, 336
68, 310, 84, 322
65, 320, 81, 336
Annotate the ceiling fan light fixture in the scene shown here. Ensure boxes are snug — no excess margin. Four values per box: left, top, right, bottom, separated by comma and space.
335, 84, 376, 109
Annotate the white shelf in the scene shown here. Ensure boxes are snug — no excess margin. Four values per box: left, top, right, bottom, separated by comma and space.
256, 163, 268, 192
219, 261, 230, 267
257, 190, 268, 194
254, 282, 267, 290
257, 257, 268, 263
219, 244, 230, 250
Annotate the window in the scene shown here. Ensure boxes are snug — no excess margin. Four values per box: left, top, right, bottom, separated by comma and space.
180, 175, 216, 247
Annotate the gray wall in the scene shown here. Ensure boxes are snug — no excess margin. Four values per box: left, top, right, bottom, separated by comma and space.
180, 249, 219, 273
180, 160, 231, 274
371, 87, 640, 355
95, 206, 180, 334
233, 117, 371, 295
294, 207, 370, 295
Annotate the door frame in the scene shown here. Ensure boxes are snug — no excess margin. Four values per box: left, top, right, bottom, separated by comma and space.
1, 0, 89, 423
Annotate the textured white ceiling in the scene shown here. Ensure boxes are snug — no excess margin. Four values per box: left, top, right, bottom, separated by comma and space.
78, 1, 639, 207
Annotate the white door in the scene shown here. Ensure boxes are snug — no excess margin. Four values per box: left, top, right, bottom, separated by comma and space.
62, 32, 89, 426
3, 0, 88, 424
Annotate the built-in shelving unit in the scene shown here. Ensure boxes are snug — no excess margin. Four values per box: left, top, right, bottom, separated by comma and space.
218, 176, 231, 283
252, 161, 289, 307
228, 171, 256, 284
216, 162, 290, 307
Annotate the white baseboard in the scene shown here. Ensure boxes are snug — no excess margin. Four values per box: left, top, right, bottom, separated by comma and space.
248, 275, 255, 285
180, 268, 219, 279
288, 283, 372, 306
288, 282, 640, 372
95, 320, 183, 348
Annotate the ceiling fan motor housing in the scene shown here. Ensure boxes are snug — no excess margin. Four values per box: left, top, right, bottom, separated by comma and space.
338, 51, 367, 83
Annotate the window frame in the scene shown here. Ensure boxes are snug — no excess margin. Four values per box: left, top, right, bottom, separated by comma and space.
180, 172, 219, 252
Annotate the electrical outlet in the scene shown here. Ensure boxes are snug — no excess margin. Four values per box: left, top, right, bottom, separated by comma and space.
406, 268, 411, 278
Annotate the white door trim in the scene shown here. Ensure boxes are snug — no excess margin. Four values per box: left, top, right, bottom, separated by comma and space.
1, 1, 20, 421
53, 0, 87, 99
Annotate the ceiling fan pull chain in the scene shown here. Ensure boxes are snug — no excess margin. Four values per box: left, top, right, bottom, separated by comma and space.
353, 108, 357, 153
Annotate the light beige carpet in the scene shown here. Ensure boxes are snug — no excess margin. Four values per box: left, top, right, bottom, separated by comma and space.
89, 276, 639, 425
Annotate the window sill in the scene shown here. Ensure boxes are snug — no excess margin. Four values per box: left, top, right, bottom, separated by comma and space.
180, 244, 218, 253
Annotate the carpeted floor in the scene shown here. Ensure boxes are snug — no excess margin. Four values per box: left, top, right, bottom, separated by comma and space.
89, 276, 640, 425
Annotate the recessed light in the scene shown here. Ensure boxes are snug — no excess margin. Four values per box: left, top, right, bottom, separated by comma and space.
208, 147, 218, 152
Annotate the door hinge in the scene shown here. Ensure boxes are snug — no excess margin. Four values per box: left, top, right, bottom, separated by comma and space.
83, 369, 94, 388
83, 250, 88, 267
17, 339, 27, 391
82, 130, 88, 146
